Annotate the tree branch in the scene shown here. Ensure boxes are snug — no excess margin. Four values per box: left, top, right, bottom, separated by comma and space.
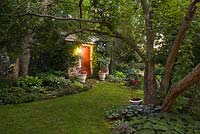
10, 12, 109, 25
111, 30, 147, 62
160, 0, 200, 92
64, 28, 120, 39
79, 0, 84, 7
79, 0, 84, 28
162, 63, 200, 112
65, 27, 147, 62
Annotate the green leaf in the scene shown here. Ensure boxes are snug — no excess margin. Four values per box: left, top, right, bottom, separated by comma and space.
138, 129, 155, 134
143, 122, 153, 129
152, 124, 168, 131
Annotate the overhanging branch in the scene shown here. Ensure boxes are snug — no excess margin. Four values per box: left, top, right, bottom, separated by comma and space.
9, 12, 109, 25
110, 29, 147, 63
65, 27, 147, 62
64, 28, 120, 38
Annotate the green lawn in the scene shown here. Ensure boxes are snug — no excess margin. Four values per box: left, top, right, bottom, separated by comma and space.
0, 82, 143, 134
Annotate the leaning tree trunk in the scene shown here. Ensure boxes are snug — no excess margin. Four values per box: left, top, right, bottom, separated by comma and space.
162, 63, 200, 112
159, 0, 200, 112
160, 0, 199, 92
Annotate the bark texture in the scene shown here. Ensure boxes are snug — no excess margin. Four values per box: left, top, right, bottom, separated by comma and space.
141, 0, 160, 104
160, 0, 199, 92
162, 63, 200, 112
16, 31, 32, 76
19, 47, 31, 76
12, 58, 20, 80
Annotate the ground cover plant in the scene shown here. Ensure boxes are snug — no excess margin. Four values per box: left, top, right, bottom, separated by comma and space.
106, 104, 200, 134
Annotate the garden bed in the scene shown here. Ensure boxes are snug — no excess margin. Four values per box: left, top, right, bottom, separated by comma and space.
0, 72, 98, 105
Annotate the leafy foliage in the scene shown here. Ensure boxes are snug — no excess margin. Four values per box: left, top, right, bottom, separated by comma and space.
107, 71, 126, 83
105, 104, 161, 120
186, 84, 200, 117
16, 76, 43, 88
0, 79, 14, 88
0, 71, 94, 105
0, 87, 41, 104
37, 72, 70, 87
108, 104, 200, 134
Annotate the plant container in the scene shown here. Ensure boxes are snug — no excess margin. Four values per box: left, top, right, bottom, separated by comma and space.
78, 73, 87, 83
129, 98, 142, 105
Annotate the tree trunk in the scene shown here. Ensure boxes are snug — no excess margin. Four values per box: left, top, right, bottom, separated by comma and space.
12, 58, 20, 80
144, 62, 160, 104
162, 63, 200, 112
17, 32, 32, 77
160, 0, 199, 92
41, 0, 49, 13
19, 48, 31, 76
141, 0, 160, 104
79, 0, 84, 28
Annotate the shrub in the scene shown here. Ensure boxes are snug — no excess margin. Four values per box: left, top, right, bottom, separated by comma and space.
21, 92, 42, 103
48, 70, 67, 77
37, 72, 71, 87
47, 77, 71, 87
25, 86, 47, 93
170, 84, 200, 116
16, 76, 43, 88
116, 62, 142, 80
0, 87, 42, 104
0, 87, 26, 104
171, 96, 189, 113
107, 71, 126, 83
114, 71, 126, 80
70, 81, 84, 91
187, 84, 200, 117
107, 75, 122, 83
0, 79, 14, 88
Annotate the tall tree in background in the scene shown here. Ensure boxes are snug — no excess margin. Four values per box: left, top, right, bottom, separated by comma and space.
0, 0, 80, 77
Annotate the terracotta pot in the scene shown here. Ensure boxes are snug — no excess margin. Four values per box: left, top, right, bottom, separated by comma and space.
78, 73, 87, 83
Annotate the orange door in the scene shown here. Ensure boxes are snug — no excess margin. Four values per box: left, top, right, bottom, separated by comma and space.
81, 46, 91, 76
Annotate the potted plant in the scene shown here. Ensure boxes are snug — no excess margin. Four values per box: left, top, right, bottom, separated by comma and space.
98, 69, 107, 81
129, 79, 142, 105
77, 70, 87, 83
97, 56, 110, 81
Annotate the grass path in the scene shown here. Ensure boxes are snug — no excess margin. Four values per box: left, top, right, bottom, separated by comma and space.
0, 82, 143, 134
